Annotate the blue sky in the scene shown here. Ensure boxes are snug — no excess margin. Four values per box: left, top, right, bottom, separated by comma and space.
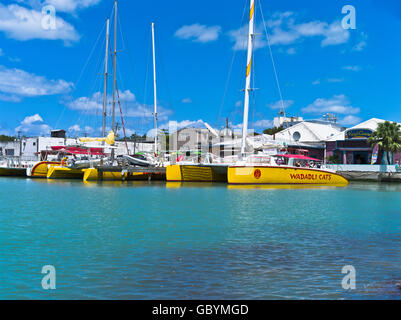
0, 0, 400, 137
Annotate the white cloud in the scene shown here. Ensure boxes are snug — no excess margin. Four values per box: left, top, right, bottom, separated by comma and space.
68, 124, 81, 132
0, 93, 21, 102
286, 47, 296, 55
0, 48, 3, 56
0, 3, 80, 43
268, 100, 294, 110
313, 78, 345, 85
352, 32, 368, 52
125, 105, 172, 122
235, 100, 243, 107
320, 21, 350, 46
68, 124, 94, 135
66, 89, 173, 122
229, 120, 273, 130
231, 123, 243, 130
327, 78, 344, 83
0, 65, 73, 101
8, 56, 21, 63
228, 12, 350, 51
181, 98, 192, 104
252, 119, 273, 128
22, 114, 43, 125
16, 0, 101, 14
160, 119, 204, 130
67, 90, 135, 113
343, 65, 362, 72
16, 114, 51, 136
67, 91, 103, 111
302, 95, 360, 115
175, 23, 221, 43
353, 41, 367, 52
228, 24, 268, 51
340, 115, 362, 126
295, 21, 327, 37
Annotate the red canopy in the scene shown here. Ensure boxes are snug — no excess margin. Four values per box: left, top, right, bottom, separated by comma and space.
50, 146, 106, 156
274, 154, 322, 161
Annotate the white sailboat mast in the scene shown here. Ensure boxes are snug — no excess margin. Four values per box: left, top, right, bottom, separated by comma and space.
241, 0, 255, 155
112, 0, 117, 133
151, 22, 158, 155
102, 18, 110, 137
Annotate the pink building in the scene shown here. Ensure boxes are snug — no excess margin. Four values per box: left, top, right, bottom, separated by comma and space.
325, 118, 401, 165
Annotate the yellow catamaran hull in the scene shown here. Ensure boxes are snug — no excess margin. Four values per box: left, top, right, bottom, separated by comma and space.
166, 164, 228, 182
47, 166, 84, 179
228, 166, 349, 185
0, 167, 26, 177
82, 168, 165, 182
28, 161, 61, 178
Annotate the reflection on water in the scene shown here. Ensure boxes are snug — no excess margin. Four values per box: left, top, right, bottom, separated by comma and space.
346, 182, 401, 192
0, 177, 400, 299
166, 181, 226, 189
226, 184, 346, 190
26, 178, 401, 192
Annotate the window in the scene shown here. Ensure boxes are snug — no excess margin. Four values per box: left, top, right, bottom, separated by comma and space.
5, 149, 14, 156
293, 131, 301, 141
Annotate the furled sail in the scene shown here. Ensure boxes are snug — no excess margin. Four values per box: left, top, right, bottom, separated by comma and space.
79, 131, 115, 146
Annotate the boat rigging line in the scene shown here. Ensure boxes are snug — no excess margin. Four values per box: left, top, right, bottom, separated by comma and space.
217, 0, 248, 126
259, 0, 287, 118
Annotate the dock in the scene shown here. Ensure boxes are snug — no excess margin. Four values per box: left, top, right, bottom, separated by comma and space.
338, 171, 401, 183
325, 164, 401, 183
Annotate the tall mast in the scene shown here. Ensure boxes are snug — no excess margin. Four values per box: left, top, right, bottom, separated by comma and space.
111, 0, 117, 161
102, 18, 110, 137
112, 0, 117, 134
241, 0, 255, 155
151, 22, 158, 155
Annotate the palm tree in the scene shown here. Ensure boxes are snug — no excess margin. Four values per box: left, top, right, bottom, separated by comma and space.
368, 121, 401, 164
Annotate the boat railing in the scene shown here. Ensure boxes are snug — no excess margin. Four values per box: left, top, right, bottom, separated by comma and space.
0, 156, 35, 168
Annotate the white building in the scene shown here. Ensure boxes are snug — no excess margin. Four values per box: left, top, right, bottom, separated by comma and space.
274, 121, 342, 144
273, 115, 303, 128
0, 137, 154, 162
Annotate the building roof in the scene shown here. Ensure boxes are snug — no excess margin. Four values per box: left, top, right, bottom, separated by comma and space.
274, 121, 342, 143
327, 118, 401, 141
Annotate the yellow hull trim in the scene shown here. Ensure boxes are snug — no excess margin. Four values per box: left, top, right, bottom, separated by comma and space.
47, 166, 84, 179
166, 164, 227, 182
227, 166, 349, 185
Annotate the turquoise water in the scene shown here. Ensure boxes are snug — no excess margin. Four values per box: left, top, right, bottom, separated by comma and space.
1, 177, 401, 300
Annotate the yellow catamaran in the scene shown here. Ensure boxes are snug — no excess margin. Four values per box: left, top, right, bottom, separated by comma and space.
228, 154, 348, 185
227, 0, 348, 186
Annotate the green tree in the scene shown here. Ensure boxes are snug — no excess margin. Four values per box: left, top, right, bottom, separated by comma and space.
367, 121, 401, 164
0, 135, 15, 142
263, 126, 284, 135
